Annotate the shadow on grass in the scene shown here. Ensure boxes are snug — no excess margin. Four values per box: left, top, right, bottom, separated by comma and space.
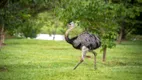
120, 40, 142, 45
0, 61, 74, 72
47, 47, 71, 50
103, 60, 142, 67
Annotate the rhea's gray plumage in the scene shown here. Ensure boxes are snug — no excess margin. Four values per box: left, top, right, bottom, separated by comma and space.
71, 32, 101, 50
65, 22, 101, 70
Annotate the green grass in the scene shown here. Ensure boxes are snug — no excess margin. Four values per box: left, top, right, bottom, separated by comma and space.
0, 39, 142, 80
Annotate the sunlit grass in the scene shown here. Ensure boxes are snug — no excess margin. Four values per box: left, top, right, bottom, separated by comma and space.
0, 39, 142, 80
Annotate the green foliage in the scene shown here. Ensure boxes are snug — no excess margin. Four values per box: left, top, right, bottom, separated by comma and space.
0, 0, 141, 41
0, 0, 61, 37
112, 0, 142, 39
101, 31, 117, 48
37, 11, 64, 34
0, 39, 142, 80
56, 0, 142, 49
19, 19, 41, 38
56, 0, 119, 49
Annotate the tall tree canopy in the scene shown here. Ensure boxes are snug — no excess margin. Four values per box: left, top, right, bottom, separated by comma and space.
55, 0, 142, 61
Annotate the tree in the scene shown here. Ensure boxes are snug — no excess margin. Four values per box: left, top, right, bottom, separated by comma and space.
56, 0, 118, 62
111, 0, 142, 43
0, 0, 61, 47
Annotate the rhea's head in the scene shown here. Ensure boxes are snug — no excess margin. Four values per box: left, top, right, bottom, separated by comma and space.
67, 21, 75, 29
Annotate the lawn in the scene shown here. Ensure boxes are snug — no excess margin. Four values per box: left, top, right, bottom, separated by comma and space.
0, 39, 142, 80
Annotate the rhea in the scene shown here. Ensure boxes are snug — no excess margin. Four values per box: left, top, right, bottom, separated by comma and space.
65, 22, 101, 70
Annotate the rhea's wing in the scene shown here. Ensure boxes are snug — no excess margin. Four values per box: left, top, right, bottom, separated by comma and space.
78, 33, 100, 49
76, 32, 92, 47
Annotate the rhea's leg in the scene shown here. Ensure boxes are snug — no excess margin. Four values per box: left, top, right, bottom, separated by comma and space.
92, 51, 97, 69
73, 46, 88, 70
73, 59, 83, 70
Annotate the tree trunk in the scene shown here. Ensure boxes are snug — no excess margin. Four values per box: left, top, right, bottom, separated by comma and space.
109, 0, 112, 3
102, 45, 107, 62
0, 23, 5, 48
117, 26, 123, 44
122, 29, 126, 40
0, 25, 3, 48
1, 31, 5, 44
117, 22, 126, 44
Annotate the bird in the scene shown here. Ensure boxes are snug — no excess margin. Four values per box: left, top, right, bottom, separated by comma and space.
65, 22, 101, 70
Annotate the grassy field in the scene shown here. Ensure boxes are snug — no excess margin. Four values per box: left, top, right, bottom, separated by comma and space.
0, 39, 142, 80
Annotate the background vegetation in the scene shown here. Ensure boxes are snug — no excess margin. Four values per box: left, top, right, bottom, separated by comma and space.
0, 0, 142, 80
0, 0, 142, 61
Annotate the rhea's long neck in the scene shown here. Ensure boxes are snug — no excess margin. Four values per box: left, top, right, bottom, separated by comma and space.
65, 27, 74, 44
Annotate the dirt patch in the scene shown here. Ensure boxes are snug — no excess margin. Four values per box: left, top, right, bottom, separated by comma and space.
104, 61, 127, 67
0, 66, 8, 72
